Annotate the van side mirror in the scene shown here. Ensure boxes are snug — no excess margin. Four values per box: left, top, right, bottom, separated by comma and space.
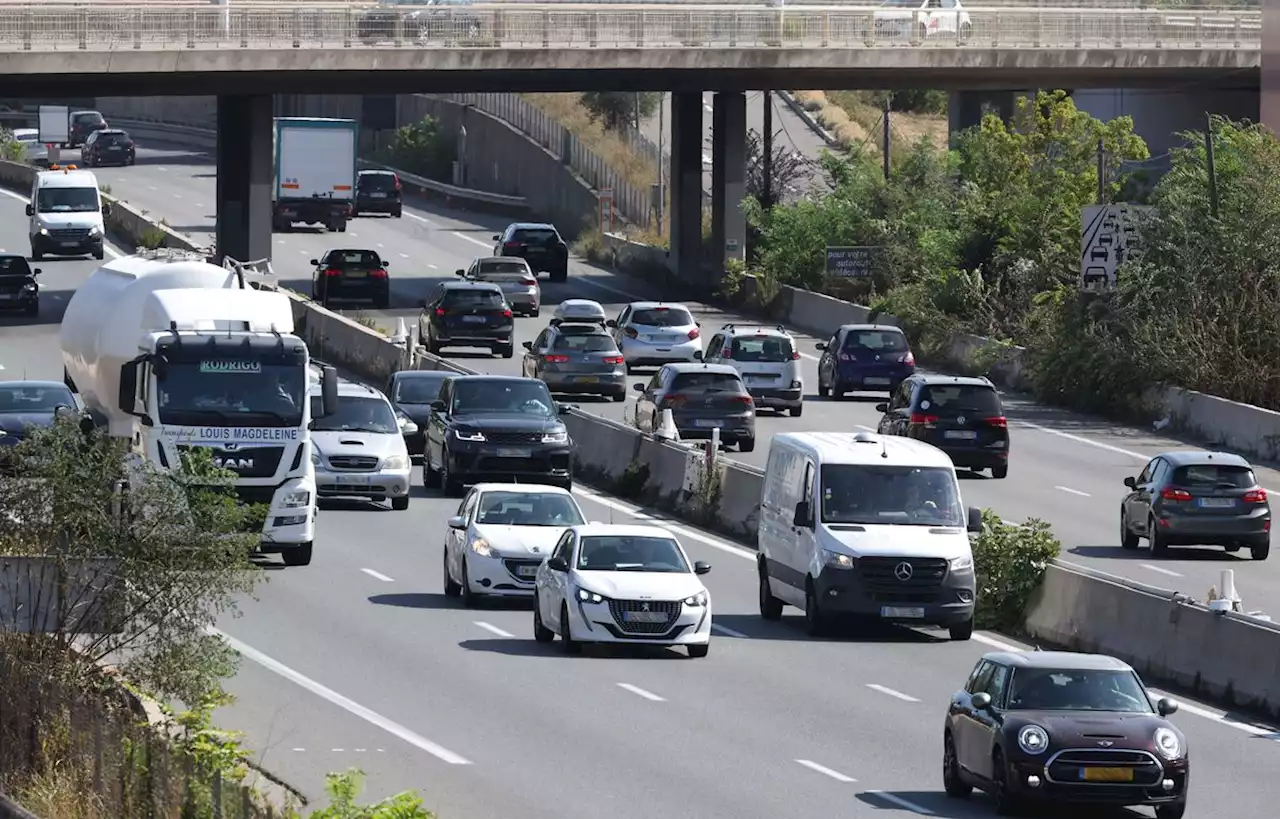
971, 692, 992, 710
547, 556, 568, 572
117, 360, 140, 416
815, 342, 826, 351
875, 403, 888, 413
319, 365, 339, 418
967, 506, 983, 534
31, 269, 40, 276
793, 500, 812, 528
491, 234, 500, 241
1123, 476, 1136, 489
455, 269, 465, 277
632, 382, 644, 392
556, 403, 574, 415
25, 204, 32, 217
694, 561, 711, 575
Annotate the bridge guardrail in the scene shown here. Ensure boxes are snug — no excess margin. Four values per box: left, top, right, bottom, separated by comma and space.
0, 5, 1260, 50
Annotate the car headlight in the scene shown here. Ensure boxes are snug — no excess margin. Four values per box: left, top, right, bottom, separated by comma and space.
683, 591, 708, 606
470, 538, 497, 558
310, 448, 323, 467
1154, 727, 1181, 760
821, 548, 854, 569
38, 228, 49, 236
576, 587, 605, 604
949, 555, 974, 572
453, 429, 485, 442
88, 225, 103, 237
542, 431, 568, 444
280, 490, 310, 509
1017, 724, 1049, 755
382, 454, 409, 470
21, 283, 35, 292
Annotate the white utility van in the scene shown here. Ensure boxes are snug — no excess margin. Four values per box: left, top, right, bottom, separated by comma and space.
756, 431, 981, 640
28, 166, 108, 261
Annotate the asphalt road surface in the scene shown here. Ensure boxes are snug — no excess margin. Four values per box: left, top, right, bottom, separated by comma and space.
2, 142, 1279, 816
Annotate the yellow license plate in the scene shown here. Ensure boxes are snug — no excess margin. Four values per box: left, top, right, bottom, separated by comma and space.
1081, 767, 1134, 782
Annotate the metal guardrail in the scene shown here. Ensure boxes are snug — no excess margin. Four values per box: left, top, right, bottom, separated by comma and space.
0, 5, 1260, 50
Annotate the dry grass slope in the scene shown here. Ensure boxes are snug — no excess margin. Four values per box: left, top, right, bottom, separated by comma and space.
520, 92, 659, 191
796, 90, 949, 154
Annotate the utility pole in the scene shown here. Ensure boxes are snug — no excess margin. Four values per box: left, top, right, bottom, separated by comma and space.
762, 90, 774, 208
882, 96, 891, 180
1205, 113, 1219, 218
1096, 138, 1105, 204
656, 96, 665, 234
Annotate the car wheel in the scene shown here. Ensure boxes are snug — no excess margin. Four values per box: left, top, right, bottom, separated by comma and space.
440, 451, 463, 497
612, 391, 626, 403
24, 301, 38, 317
281, 542, 313, 567
460, 559, 478, 608
560, 603, 581, 654
550, 266, 568, 283
1148, 515, 1169, 556
990, 465, 1008, 479
739, 437, 755, 453
817, 378, 829, 398
758, 562, 783, 621
832, 380, 848, 400
30, 246, 42, 262
390, 495, 409, 511
687, 643, 709, 658
942, 731, 972, 798
393, 206, 403, 218
533, 596, 555, 642
442, 549, 461, 597
423, 449, 440, 488
1120, 510, 1140, 550
351, 208, 360, 218
376, 295, 390, 310
804, 580, 827, 637
1155, 800, 1187, 819
789, 403, 803, 417
991, 749, 1021, 815
1252, 540, 1271, 561
500, 344, 514, 359
948, 618, 973, 641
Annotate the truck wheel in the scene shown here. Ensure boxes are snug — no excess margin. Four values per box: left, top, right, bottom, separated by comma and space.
282, 542, 313, 567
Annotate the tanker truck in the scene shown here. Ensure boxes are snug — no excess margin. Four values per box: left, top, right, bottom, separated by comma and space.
59, 249, 339, 567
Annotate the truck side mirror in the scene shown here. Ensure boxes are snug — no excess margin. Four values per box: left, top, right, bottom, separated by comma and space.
25, 204, 32, 217
117, 360, 140, 417
319, 365, 339, 417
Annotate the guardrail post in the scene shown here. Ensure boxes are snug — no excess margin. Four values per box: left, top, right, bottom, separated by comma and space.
344, 8, 351, 48
1112, 11, 1121, 48
635, 11, 644, 47
395, 11, 405, 47
541, 10, 549, 48
729, 12, 737, 47
187, 10, 196, 50
494, 10, 504, 44
863, 13, 874, 48
1234, 15, 1241, 48
1033, 11, 1041, 48
133, 10, 142, 49
21, 10, 30, 50
239, 10, 248, 48
292, 9, 301, 49
589, 11, 598, 48
1073, 12, 1082, 48
1194, 15, 1202, 49
821, 12, 829, 47
78, 9, 87, 49
992, 12, 1000, 48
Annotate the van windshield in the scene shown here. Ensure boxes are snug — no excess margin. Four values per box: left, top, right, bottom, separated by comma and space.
37, 187, 98, 213
820, 464, 962, 527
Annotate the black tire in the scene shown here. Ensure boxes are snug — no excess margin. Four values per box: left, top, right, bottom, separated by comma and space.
460, 560, 478, 608
391, 496, 409, 511
1120, 510, 1140, 550
560, 604, 581, 654
337, 221, 348, 233
990, 465, 1008, 479
1155, 800, 1187, 819
612, 391, 627, 403
30, 246, 42, 262
24, 301, 38, 317
789, 403, 803, 417
1149, 516, 1169, 556
500, 344, 514, 359
550, 266, 568, 283
282, 542, 313, 567
376, 295, 390, 310
758, 562, 783, 621
687, 643, 709, 658
440, 451, 463, 497
1252, 540, 1271, 561
833, 381, 848, 400
817, 381, 829, 398
949, 618, 974, 641
423, 451, 441, 489
533, 596, 555, 642
92, 247, 104, 261
991, 750, 1020, 815
394, 206, 403, 218
804, 581, 827, 637
351, 209, 360, 218
739, 437, 756, 453
443, 549, 461, 597
942, 731, 972, 798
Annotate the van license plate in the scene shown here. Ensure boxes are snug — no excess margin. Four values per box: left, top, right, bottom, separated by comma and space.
881, 606, 924, 619
370, 192, 387, 198
864, 377, 890, 385
61, 241, 79, 248
945, 430, 978, 440
335, 475, 371, 486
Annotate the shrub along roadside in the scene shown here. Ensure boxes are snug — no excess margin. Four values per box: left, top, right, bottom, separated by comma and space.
971, 510, 1062, 633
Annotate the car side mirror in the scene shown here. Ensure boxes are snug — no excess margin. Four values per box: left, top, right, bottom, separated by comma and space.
875, 403, 888, 413
556, 403, 574, 415
693, 351, 703, 361
31, 269, 40, 276
606, 319, 617, 328
1123, 476, 1136, 489
383, 261, 390, 267
793, 500, 811, 528
455, 269, 465, 277
522, 341, 533, 350
310, 259, 320, 266
694, 561, 711, 575
547, 556, 568, 572
815, 342, 826, 351
1157, 697, 1179, 716
971, 692, 992, 710
430, 399, 446, 412
24, 204, 32, 217
446, 515, 467, 530
491, 234, 500, 241
398, 417, 418, 436
967, 507, 982, 534
419, 300, 430, 309
632, 383, 644, 392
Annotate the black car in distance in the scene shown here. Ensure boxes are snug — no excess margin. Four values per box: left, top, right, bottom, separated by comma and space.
493, 222, 569, 283
419, 281, 515, 358
944, 651, 1187, 819
66, 110, 107, 148
0, 254, 40, 316
311, 249, 391, 309
422, 375, 574, 495
353, 170, 402, 218
0, 381, 81, 447
386, 370, 453, 457
80, 129, 135, 167
876, 374, 1010, 479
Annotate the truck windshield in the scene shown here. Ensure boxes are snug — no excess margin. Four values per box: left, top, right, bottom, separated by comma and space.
37, 187, 98, 213
156, 360, 307, 427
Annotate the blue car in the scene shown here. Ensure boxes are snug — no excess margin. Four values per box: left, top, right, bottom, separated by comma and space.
815, 324, 915, 399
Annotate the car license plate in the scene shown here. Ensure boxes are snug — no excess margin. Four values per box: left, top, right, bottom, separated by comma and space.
496, 448, 531, 458
1199, 497, 1235, 508
462, 315, 485, 323
574, 376, 598, 383
881, 606, 925, 619
1081, 767, 1134, 783
346, 269, 367, 278
746, 374, 772, 382
864, 377, 891, 385
623, 611, 669, 623
517, 565, 539, 578
370, 192, 387, 198
61, 241, 79, 248
945, 430, 978, 440
335, 475, 370, 486
694, 419, 723, 428
0, 293, 11, 300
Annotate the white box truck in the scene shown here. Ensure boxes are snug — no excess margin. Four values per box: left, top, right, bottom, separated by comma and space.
59, 249, 340, 567
272, 117, 358, 234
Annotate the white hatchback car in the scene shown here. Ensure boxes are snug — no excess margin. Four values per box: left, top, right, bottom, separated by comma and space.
443, 483, 586, 605
533, 523, 713, 657
608, 302, 703, 372
703, 323, 804, 416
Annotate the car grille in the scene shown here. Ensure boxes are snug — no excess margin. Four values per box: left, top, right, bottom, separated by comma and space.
485, 431, 544, 445
328, 455, 379, 471
607, 599, 681, 635
857, 557, 948, 589
0, 284, 25, 296
502, 558, 541, 580
49, 228, 90, 242
1046, 749, 1162, 787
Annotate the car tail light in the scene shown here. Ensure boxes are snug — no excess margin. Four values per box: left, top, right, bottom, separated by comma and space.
1243, 489, 1268, 503
323, 268, 341, 277
731, 395, 754, 406
543, 354, 570, 364
624, 327, 638, 339
370, 268, 388, 279
434, 307, 446, 317
602, 355, 624, 365
984, 416, 1007, 428
1161, 488, 1192, 502
661, 394, 687, 408
654, 306, 669, 311
910, 413, 939, 425
502, 308, 513, 318
687, 328, 700, 340
393, 176, 402, 191
504, 241, 521, 252
521, 276, 537, 286
901, 351, 916, 366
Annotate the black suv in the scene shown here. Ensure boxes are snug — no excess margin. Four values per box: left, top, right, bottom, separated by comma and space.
81, 129, 135, 167
423, 375, 574, 495
419, 281, 514, 358
0, 254, 40, 317
875, 374, 1009, 478
353, 170, 402, 218
311, 248, 390, 309
493, 222, 569, 282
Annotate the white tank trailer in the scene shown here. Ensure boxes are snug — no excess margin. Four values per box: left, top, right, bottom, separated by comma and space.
59, 249, 339, 566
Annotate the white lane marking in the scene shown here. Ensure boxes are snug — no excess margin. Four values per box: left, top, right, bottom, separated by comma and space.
1147, 688, 1280, 741
474, 621, 514, 638
376, 242, 384, 248
360, 568, 394, 582
148, 185, 157, 191
453, 231, 492, 249
208, 627, 472, 765
1055, 485, 1091, 497
291, 747, 305, 752
172, 193, 182, 199
399, 253, 410, 258
332, 748, 344, 752
866, 684, 920, 703
711, 623, 748, 638
405, 212, 431, 226
795, 759, 856, 783
298, 249, 308, 255
617, 683, 665, 702
349, 232, 358, 238
971, 633, 1024, 652
0, 364, 4, 370
573, 487, 755, 563
427, 263, 438, 269
1141, 563, 1183, 578
865, 791, 934, 815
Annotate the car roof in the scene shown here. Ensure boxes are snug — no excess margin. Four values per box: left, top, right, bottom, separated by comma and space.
326, 248, 380, 256
982, 651, 1135, 672
0, 253, 29, 262
1158, 450, 1252, 468
37, 169, 98, 187
627, 301, 691, 312
913, 374, 994, 389
94, 129, 128, 136
772, 431, 957, 468
570, 523, 677, 540
441, 281, 502, 292
358, 169, 396, 175
450, 375, 545, 385
840, 323, 906, 334
335, 381, 387, 398
473, 482, 573, 496
392, 369, 452, 381
552, 322, 609, 334
666, 363, 740, 376
476, 256, 527, 265
509, 222, 556, 231
0, 380, 68, 391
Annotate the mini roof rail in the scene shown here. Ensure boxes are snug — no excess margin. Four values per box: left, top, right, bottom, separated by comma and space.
721, 322, 786, 333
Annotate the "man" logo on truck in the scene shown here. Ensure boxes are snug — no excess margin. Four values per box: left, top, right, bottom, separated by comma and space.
213, 457, 254, 470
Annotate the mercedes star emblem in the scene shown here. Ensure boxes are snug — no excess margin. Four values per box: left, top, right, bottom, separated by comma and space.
1097, 740, 1114, 747
530, 546, 539, 553
957, 416, 966, 425
894, 562, 914, 581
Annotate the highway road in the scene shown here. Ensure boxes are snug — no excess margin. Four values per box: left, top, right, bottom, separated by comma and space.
3, 142, 1280, 815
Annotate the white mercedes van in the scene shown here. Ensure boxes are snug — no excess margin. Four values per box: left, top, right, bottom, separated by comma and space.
756, 431, 981, 640
28, 166, 108, 261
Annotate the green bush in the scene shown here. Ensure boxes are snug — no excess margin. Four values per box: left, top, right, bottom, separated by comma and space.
306, 769, 434, 819
971, 510, 1061, 632
376, 116, 456, 182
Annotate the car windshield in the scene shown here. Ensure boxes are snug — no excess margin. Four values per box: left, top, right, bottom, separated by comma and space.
309, 395, 398, 434
0, 256, 31, 277
157, 359, 307, 427
631, 308, 692, 327
844, 330, 909, 353
393, 374, 449, 404
358, 174, 396, 191
918, 385, 1002, 417
730, 336, 793, 362
442, 289, 505, 309
670, 372, 743, 393
450, 380, 555, 417
326, 250, 381, 268
1006, 668, 1153, 713
512, 228, 559, 245
475, 491, 584, 526
577, 535, 690, 572
0, 385, 74, 414
552, 334, 618, 353
478, 260, 530, 276
96, 133, 129, 147
37, 187, 97, 213
820, 464, 963, 526
1172, 464, 1256, 489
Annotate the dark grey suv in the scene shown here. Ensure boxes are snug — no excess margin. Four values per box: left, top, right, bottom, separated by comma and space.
632, 363, 756, 452
522, 322, 627, 402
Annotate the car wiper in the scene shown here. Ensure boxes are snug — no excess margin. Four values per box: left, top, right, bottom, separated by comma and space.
614, 564, 649, 571
332, 426, 391, 434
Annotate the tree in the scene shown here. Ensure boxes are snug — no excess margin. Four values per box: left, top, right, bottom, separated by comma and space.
379, 116, 456, 182
743, 127, 814, 207
579, 92, 661, 132
0, 418, 264, 704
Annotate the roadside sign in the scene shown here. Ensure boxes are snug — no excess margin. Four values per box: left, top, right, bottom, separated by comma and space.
1080, 204, 1153, 291
825, 246, 879, 278
598, 188, 613, 234
37, 104, 69, 146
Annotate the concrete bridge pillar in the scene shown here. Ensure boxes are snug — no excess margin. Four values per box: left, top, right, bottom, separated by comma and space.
669, 91, 704, 283
215, 94, 273, 265
710, 91, 746, 281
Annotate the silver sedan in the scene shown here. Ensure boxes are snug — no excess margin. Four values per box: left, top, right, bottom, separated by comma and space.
457, 257, 541, 317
